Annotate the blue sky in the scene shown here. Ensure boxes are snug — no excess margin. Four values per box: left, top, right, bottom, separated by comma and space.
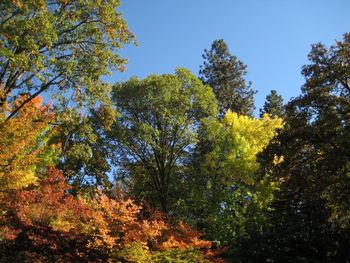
111, 0, 350, 116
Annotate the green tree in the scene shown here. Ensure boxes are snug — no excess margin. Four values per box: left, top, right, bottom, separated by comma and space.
259, 89, 285, 118
256, 33, 350, 262
109, 68, 218, 213
0, 0, 135, 120
0, 0, 135, 192
49, 105, 115, 195
199, 39, 256, 116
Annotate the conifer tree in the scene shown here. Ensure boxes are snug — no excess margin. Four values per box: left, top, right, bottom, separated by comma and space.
199, 39, 256, 116
259, 90, 285, 118
256, 33, 350, 262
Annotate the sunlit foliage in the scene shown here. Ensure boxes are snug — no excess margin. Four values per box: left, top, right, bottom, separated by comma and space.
0, 96, 57, 191
189, 111, 283, 247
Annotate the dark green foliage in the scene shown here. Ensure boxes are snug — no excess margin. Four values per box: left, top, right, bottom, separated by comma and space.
152, 248, 209, 263
113, 243, 209, 263
254, 33, 350, 262
50, 108, 113, 195
199, 39, 256, 116
259, 89, 285, 118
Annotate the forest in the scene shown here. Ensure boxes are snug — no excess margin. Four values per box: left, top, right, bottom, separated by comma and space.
0, 0, 349, 262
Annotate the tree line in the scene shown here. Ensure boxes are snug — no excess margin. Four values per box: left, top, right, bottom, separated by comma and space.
1, 1, 349, 262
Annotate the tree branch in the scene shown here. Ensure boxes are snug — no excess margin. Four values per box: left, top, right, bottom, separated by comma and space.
5, 75, 62, 122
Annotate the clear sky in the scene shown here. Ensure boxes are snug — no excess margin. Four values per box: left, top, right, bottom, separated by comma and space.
111, 0, 350, 116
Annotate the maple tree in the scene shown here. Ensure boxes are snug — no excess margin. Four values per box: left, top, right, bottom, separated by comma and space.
0, 167, 224, 262
0, 167, 102, 262
0, 96, 57, 192
85, 185, 224, 262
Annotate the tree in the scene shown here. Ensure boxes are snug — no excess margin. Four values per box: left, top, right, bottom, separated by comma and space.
259, 89, 285, 118
255, 33, 350, 262
49, 106, 115, 195
0, 167, 103, 262
297, 33, 350, 230
0, 0, 135, 120
0, 96, 57, 192
0, 167, 224, 262
1, 0, 135, 192
181, 111, 283, 256
199, 39, 256, 116
109, 68, 218, 213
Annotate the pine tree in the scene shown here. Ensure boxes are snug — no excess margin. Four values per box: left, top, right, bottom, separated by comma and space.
199, 39, 256, 116
259, 90, 285, 118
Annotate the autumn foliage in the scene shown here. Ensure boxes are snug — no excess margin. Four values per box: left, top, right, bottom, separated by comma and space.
0, 167, 224, 262
0, 96, 56, 191
0, 96, 224, 262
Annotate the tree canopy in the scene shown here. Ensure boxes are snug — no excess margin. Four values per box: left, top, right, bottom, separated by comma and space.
109, 68, 218, 213
1, 2, 349, 261
184, 111, 283, 248
254, 32, 350, 262
0, 0, 135, 120
0, 96, 57, 192
199, 39, 256, 116
259, 89, 285, 118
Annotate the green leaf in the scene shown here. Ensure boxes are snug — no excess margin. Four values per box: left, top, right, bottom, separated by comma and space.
0, 47, 14, 59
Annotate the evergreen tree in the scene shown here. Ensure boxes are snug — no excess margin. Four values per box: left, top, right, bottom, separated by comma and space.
199, 39, 256, 116
259, 90, 285, 118
255, 33, 350, 262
